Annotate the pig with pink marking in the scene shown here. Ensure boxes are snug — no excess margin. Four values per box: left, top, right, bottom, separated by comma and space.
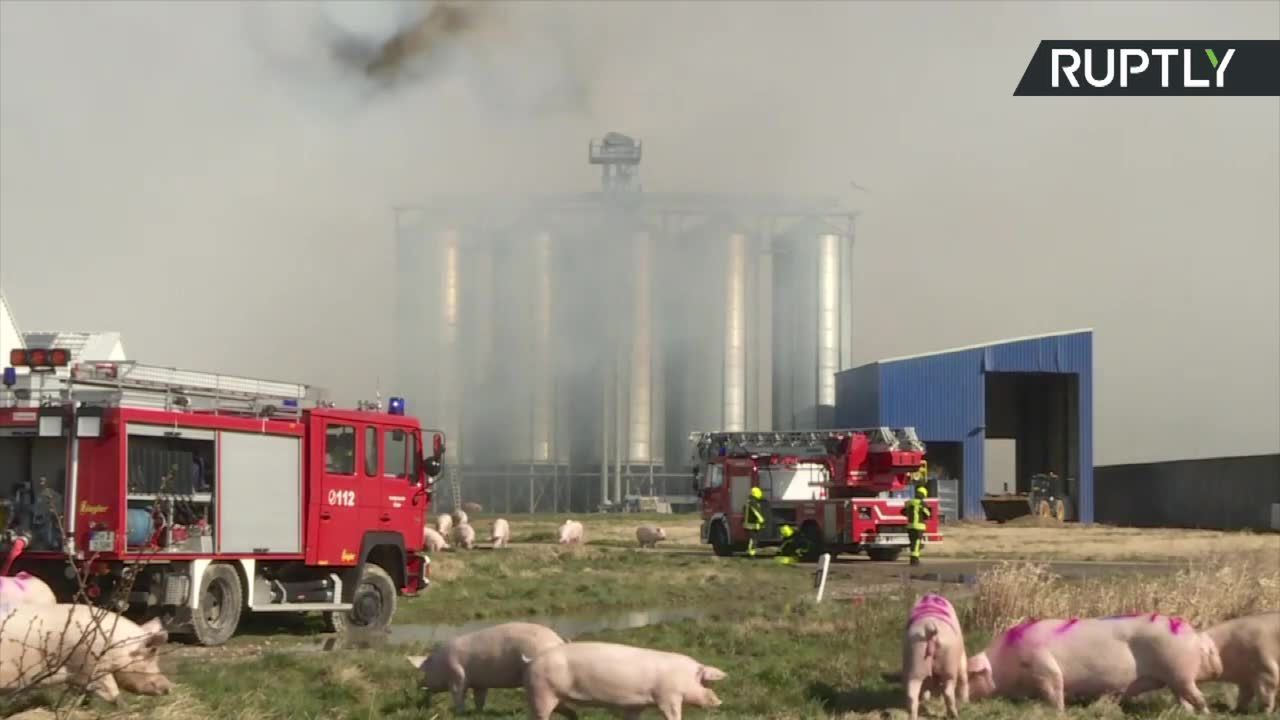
0, 572, 57, 612
967, 612, 1221, 712
902, 593, 969, 720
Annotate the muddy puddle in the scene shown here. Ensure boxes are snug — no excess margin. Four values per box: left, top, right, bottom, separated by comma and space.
385, 607, 710, 647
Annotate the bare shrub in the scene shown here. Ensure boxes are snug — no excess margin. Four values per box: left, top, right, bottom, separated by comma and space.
1, 487, 167, 718
964, 556, 1280, 635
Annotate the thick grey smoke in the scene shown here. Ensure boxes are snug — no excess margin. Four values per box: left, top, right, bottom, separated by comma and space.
242, 0, 585, 120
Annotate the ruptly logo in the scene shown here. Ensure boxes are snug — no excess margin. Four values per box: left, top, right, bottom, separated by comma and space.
1014, 40, 1280, 96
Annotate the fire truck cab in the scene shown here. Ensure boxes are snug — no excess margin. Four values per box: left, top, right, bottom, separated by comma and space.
691, 428, 941, 562
0, 350, 445, 646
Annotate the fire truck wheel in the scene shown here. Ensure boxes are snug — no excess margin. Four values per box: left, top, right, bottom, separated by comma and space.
191, 563, 243, 647
326, 564, 397, 636
709, 522, 734, 557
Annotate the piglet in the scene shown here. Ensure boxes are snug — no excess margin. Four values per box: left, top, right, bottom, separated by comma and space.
522, 641, 726, 720
454, 523, 476, 550
462, 501, 483, 514
423, 527, 449, 553
557, 519, 584, 545
902, 593, 968, 720
437, 513, 454, 537
452, 509, 470, 526
0, 603, 174, 702
635, 526, 667, 549
1203, 611, 1280, 713
490, 518, 511, 549
966, 612, 1221, 713
0, 572, 58, 612
406, 621, 565, 712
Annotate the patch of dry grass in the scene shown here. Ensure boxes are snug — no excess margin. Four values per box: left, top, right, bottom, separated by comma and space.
931, 522, 1280, 562
965, 556, 1280, 635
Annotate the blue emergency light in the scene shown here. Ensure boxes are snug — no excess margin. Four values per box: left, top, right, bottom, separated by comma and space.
2, 367, 15, 388
388, 396, 405, 416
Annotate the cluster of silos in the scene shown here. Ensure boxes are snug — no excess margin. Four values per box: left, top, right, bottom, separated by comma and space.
394, 208, 855, 512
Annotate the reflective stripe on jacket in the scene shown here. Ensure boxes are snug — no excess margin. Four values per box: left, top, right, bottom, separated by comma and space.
744, 498, 765, 530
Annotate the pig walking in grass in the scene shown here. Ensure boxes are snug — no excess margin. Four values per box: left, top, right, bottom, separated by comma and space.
635, 526, 667, 549
405, 621, 565, 713
0, 603, 173, 702
521, 641, 726, 720
437, 513, 454, 537
966, 612, 1221, 713
1203, 611, 1280, 713
423, 527, 449, 553
454, 523, 476, 550
491, 518, 511, 549
0, 572, 58, 611
557, 520, 584, 545
902, 593, 968, 720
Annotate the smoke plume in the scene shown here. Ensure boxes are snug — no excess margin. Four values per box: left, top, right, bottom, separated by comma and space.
242, 0, 586, 120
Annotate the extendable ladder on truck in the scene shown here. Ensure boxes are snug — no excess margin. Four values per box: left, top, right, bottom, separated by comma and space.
64, 361, 318, 420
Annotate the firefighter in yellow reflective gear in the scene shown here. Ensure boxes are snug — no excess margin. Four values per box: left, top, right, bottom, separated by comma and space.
775, 524, 811, 565
743, 486, 766, 557
903, 484, 932, 566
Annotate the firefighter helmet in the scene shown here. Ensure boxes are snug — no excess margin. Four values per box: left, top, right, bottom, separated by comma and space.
779, 525, 794, 538
916, 485, 929, 498
750, 487, 763, 500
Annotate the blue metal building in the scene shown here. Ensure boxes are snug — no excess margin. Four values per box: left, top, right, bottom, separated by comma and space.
835, 329, 1094, 522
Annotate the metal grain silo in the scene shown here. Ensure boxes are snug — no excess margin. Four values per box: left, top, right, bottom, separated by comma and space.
772, 228, 853, 430
723, 232, 748, 432
495, 230, 553, 465
627, 231, 663, 464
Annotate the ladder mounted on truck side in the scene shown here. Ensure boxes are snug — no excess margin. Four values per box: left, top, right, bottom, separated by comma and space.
688, 427, 924, 464
52, 361, 321, 420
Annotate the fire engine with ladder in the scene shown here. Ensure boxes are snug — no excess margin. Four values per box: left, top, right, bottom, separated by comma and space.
0, 349, 445, 646
690, 427, 941, 561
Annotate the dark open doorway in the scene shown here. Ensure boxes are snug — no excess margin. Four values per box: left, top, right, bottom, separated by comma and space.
984, 371, 1081, 520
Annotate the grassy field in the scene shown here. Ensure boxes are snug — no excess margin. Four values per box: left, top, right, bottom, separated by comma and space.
4, 516, 1278, 719
464, 511, 1280, 562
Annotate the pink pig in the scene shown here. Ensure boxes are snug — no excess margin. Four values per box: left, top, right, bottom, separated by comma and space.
557, 520, 584, 545
423, 527, 449, 553
521, 641, 726, 720
1203, 611, 1280, 713
966, 612, 1221, 713
0, 603, 173, 702
490, 518, 511, 549
0, 572, 58, 611
902, 593, 968, 720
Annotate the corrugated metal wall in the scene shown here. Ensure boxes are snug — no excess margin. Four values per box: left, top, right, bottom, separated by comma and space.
1095, 454, 1280, 531
834, 331, 1094, 522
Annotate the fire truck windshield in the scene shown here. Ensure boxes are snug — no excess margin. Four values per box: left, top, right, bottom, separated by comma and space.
0, 435, 69, 552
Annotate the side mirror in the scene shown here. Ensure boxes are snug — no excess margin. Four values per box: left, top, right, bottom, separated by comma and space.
424, 456, 442, 479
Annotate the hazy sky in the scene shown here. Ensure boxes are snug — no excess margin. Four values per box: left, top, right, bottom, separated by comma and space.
1, 0, 1276, 466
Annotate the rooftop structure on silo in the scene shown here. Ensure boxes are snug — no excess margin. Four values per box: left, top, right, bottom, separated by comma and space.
588, 132, 642, 192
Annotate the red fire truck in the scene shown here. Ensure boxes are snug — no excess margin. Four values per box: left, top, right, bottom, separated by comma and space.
691, 428, 941, 562
0, 349, 445, 646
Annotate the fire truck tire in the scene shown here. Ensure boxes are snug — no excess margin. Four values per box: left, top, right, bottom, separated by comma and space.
325, 564, 397, 636
191, 563, 243, 647
709, 521, 734, 557
867, 548, 902, 562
